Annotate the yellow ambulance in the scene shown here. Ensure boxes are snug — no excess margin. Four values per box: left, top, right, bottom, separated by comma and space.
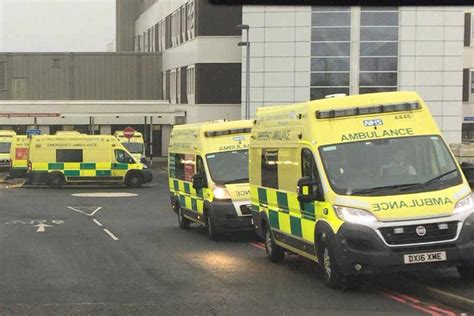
9, 135, 30, 178
168, 120, 253, 240
114, 130, 146, 164
250, 91, 474, 288
0, 130, 16, 170
28, 135, 152, 188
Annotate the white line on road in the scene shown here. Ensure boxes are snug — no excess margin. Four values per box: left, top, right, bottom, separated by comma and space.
67, 206, 102, 217
93, 219, 103, 227
71, 192, 138, 198
103, 228, 119, 241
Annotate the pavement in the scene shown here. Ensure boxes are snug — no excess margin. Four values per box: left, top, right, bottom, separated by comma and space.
0, 169, 471, 315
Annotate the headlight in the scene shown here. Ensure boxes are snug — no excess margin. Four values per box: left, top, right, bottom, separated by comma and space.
453, 194, 474, 215
213, 187, 230, 200
333, 205, 378, 224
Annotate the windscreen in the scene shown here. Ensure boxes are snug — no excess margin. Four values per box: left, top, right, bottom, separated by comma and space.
122, 142, 144, 154
206, 149, 249, 185
0, 142, 11, 153
319, 135, 462, 196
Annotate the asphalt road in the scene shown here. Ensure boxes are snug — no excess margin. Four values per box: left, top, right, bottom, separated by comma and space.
0, 170, 468, 315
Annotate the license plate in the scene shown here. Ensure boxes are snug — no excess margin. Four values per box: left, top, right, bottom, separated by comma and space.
404, 251, 447, 264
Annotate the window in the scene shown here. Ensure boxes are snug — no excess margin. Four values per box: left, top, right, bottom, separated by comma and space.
187, 66, 195, 96
301, 148, 320, 196
187, 0, 195, 40
162, 71, 168, 100
0, 62, 5, 90
311, 6, 351, 100
471, 70, 474, 93
115, 149, 134, 164
261, 149, 278, 189
359, 7, 399, 94
181, 5, 187, 42
170, 70, 177, 104
177, 68, 181, 104
56, 149, 83, 163
196, 156, 207, 187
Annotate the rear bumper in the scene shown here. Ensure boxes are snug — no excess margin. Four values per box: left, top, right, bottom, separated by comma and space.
331, 213, 474, 276
209, 200, 254, 233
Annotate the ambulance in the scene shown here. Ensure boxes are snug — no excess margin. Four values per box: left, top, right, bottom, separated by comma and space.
250, 91, 474, 288
0, 130, 16, 170
114, 130, 146, 164
9, 135, 30, 178
28, 135, 152, 188
168, 120, 253, 240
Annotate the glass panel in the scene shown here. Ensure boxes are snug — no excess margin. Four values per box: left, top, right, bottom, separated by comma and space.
359, 87, 397, 94
311, 58, 350, 71
360, 42, 398, 56
312, 42, 350, 56
310, 87, 349, 100
360, 72, 397, 86
311, 72, 350, 86
312, 6, 350, 11
206, 149, 249, 185
361, 12, 399, 26
360, 27, 398, 41
312, 12, 351, 26
360, 57, 397, 71
311, 28, 351, 42
361, 6, 399, 11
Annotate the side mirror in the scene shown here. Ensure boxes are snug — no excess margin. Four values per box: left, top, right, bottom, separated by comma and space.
127, 158, 135, 164
461, 162, 474, 186
192, 174, 205, 190
297, 176, 319, 203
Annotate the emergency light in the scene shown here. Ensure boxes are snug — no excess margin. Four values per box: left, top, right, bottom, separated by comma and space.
315, 102, 421, 119
204, 128, 251, 137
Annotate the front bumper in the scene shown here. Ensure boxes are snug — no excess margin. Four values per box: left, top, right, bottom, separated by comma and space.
209, 200, 254, 233
331, 213, 474, 276
142, 169, 153, 183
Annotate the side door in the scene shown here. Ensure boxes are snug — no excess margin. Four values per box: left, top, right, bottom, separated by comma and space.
112, 149, 133, 180
191, 155, 207, 219
300, 148, 323, 249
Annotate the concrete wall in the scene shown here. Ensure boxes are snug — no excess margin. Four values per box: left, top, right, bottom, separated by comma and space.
0, 52, 162, 100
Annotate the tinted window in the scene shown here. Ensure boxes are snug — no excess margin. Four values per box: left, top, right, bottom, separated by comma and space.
312, 12, 351, 26
311, 28, 350, 42
360, 72, 397, 86
359, 87, 397, 94
0, 142, 11, 153
311, 58, 350, 72
360, 57, 397, 72
312, 42, 350, 56
56, 149, 83, 163
311, 72, 349, 86
115, 149, 134, 164
261, 149, 278, 189
360, 27, 398, 41
360, 42, 398, 56
361, 12, 399, 26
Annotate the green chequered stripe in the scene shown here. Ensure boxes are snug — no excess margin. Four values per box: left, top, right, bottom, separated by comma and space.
112, 163, 128, 170
49, 163, 64, 170
64, 170, 80, 177
96, 170, 112, 177
268, 209, 280, 230
290, 216, 302, 238
179, 194, 186, 207
173, 180, 179, 191
81, 163, 96, 170
258, 187, 268, 204
191, 198, 197, 212
302, 202, 316, 221
277, 191, 289, 213
184, 182, 191, 194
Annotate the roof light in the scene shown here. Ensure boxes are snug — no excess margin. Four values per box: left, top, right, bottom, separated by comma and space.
315, 102, 421, 119
204, 128, 251, 137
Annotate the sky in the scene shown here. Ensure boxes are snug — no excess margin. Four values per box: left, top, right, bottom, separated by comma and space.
0, 0, 115, 52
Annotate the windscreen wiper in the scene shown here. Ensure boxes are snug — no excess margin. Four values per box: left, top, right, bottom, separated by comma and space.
351, 183, 421, 195
399, 168, 459, 191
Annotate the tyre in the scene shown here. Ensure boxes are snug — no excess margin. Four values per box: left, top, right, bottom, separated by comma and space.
177, 206, 190, 230
457, 265, 474, 280
126, 172, 143, 188
264, 224, 285, 263
206, 212, 220, 241
317, 239, 348, 289
48, 173, 65, 188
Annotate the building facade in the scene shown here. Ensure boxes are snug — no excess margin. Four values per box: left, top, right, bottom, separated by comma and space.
116, 0, 243, 123
241, 6, 470, 144
462, 10, 474, 141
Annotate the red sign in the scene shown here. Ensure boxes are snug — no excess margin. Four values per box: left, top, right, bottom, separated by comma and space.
123, 127, 135, 139
15, 148, 28, 160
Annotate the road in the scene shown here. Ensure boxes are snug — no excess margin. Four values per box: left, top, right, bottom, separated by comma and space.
0, 169, 469, 315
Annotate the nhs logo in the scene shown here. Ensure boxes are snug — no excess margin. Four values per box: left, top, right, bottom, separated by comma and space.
363, 119, 383, 127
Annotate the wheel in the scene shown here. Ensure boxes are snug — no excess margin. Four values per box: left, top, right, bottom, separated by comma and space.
126, 173, 143, 188
177, 206, 190, 230
206, 212, 220, 241
457, 265, 474, 280
48, 173, 64, 188
264, 224, 285, 263
317, 239, 349, 289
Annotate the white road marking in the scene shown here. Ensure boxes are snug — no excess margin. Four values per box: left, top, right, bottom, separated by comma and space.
103, 228, 119, 241
93, 219, 103, 227
71, 192, 138, 198
67, 206, 102, 217
34, 223, 53, 232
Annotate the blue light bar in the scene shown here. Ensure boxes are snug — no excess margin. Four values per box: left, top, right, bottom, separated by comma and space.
204, 128, 251, 137
316, 102, 420, 119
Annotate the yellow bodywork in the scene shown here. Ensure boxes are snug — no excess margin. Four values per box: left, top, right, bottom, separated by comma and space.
168, 120, 253, 223
250, 91, 471, 260
10, 135, 30, 169
0, 130, 17, 167
114, 130, 145, 162
28, 135, 145, 183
